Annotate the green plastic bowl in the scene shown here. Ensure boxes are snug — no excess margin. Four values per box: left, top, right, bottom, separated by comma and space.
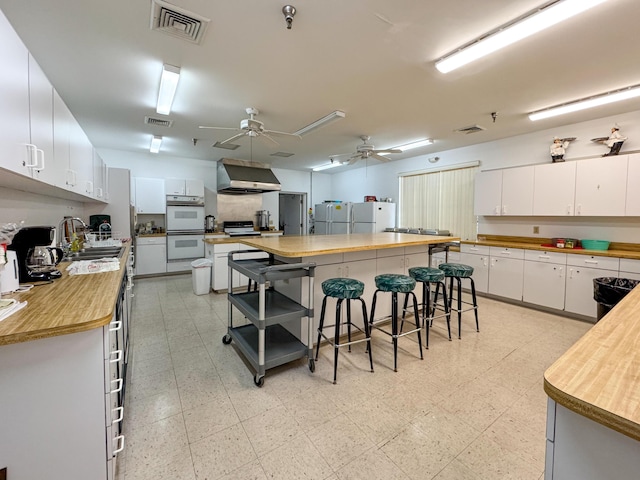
581, 239, 610, 251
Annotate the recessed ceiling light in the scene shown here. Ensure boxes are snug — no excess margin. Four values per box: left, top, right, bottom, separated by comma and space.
156, 64, 180, 115
150, 135, 162, 153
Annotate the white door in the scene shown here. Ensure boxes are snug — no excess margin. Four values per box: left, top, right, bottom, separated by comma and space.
474, 170, 502, 216
565, 266, 615, 318
166, 234, 204, 260
166, 206, 205, 231
331, 203, 351, 223
626, 154, 640, 216
28, 54, 55, 184
501, 166, 534, 215
533, 162, 576, 216
489, 253, 524, 301
523, 261, 565, 310
575, 156, 628, 216
459, 252, 489, 293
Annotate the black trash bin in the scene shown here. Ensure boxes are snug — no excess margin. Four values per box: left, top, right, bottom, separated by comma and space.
593, 277, 640, 321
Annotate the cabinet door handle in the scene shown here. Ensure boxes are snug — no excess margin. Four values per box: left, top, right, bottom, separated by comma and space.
36, 148, 45, 170
566, 204, 573, 215
494, 206, 500, 215
109, 320, 122, 332
490, 258, 496, 267
559, 267, 564, 278
501, 205, 506, 215
576, 204, 582, 215
110, 350, 123, 363
569, 268, 574, 279
23, 143, 38, 167
110, 378, 123, 394
112, 406, 124, 425
482, 257, 488, 267
584, 260, 598, 265
113, 435, 125, 454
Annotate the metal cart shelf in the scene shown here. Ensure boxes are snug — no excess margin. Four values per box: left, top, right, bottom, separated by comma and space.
222, 252, 315, 387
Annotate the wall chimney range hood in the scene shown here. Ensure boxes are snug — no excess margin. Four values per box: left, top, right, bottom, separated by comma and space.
217, 158, 281, 194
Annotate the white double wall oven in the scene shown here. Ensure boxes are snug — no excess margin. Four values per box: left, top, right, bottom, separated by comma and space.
166, 196, 205, 270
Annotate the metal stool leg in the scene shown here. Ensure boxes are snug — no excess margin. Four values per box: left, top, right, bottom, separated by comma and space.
346, 299, 352, 352
469, 277, 479, 332
315, 296, 329, 361
410, 292, 425, 354
359, 298, 374, 372
333, 298, 344, 384
391, 291, 398, 372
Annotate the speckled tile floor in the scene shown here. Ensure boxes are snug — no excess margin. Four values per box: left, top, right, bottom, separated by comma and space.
116, 274, 591, 480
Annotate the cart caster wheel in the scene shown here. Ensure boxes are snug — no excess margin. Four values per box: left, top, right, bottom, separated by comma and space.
222, 334, 232, 345
253, 375, 265, 387
308, 358, 316, 373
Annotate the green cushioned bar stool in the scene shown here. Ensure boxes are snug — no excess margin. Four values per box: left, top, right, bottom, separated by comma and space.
369, 273, 423, 372
315, 278, 374, 384
403, 267, 452, 342
435, 263, 479, 339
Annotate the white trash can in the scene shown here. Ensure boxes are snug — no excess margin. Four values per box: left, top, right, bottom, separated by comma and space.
191, 258, 213, 295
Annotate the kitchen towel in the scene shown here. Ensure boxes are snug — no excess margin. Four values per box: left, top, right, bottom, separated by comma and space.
0, 298, 28, 322
66, 258, 121, 275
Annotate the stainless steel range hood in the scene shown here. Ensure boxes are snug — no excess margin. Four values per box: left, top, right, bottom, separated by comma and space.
217, 158, 281, 194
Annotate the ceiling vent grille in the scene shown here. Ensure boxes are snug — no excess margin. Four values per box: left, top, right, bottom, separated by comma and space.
150, 0, 210, 45
145, 116, 173, 127
270, 152, 295, 158
454, 124, 486, 134
212, 141, 240, 150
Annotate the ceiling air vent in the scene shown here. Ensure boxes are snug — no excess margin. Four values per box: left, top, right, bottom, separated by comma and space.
270, 152, 294, 158
455, 124, 486, 134
212, 141, 240, 150
144, 116, 173, 127
150, 0, 210, 45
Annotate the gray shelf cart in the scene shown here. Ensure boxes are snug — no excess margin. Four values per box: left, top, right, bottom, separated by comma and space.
222, 251, 316, 387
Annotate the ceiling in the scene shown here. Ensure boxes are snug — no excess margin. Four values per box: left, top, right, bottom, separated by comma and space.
1, 0, 639, 172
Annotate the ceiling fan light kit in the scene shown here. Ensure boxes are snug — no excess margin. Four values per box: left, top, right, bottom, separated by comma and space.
435, 0, 608, 74
156, 64, 180, 115
293, 110, 346, 136
529, 84, 640, 121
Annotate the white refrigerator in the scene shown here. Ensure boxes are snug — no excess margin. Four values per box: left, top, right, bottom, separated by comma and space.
314, 202, 352, 234
351, 202, 396, 233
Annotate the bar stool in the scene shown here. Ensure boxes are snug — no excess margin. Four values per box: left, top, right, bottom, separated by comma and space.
315, 278, 374, 384
369, 274, 423, 372
436, 263, 479, 339
404, 266, 452, 341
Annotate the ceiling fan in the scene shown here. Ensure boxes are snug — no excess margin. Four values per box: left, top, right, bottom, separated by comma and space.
330, 136, 402, 165
199, 107, 300, 146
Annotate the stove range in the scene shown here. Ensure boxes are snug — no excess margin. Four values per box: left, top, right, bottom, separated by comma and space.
223, 220, 261, 237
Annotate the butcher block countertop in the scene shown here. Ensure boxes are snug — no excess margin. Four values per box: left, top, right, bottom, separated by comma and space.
238, 233, 459, 258
461, 235, 640, 260
0, 244, 130, 347
544, 284, 640, 441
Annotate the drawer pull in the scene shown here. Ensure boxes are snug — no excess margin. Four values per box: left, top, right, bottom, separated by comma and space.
109, 320, 122, 332
113, 435, 125, 454
584, 260, 598, 265
112, 407, 124, 425
110, 378, 123, 394
110, 350, 123, 363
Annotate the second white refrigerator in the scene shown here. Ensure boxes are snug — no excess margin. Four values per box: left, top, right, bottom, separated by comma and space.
351, 202, 396, 233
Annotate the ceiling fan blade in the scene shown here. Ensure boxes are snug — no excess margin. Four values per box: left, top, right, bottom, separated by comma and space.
371, 153, 391, 162
329, 152, 354, 159
199, 126, 241, 131
219, 132, 247, 145
347, 156, 361, 165
373, 148, 402, 154
259, 133, 279, 146
263, 129, 301, 139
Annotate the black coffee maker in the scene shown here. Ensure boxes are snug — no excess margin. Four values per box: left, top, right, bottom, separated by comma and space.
7, 226, 63, 283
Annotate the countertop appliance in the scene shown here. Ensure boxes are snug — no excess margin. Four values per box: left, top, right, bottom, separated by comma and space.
0, 250, 19, 293
8, 226, 61, 282
256, 210, 271, 231
351, 202, 395, 234
205, 215, 216, 233
314, 202, 352, 235
223, 221, 261, 237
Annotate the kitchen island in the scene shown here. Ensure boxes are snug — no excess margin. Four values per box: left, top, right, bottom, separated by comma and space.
543, 284, 640, 479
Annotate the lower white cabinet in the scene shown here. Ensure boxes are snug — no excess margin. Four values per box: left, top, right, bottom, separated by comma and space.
488, 247, 524, 300
208, 242, 267, 292
523, 250, 567, 310
135, 236, 167, 276
565, 254, 619, 318
619, 258, 640, 281
460, 244, 490, 293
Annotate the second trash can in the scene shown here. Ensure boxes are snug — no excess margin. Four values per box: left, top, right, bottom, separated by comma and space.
191, 258, 213, 295
593, 277, 639, 321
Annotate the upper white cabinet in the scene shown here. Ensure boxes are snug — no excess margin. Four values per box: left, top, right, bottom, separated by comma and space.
533, 162, 576, 216
93, 151, 105, 200
474, 166, 534, 216
28, 54, 55, 184
165, 178, 205, 197
0, 10, 31, 176
67, 119, 94, 196
574, 156, 628, 216
626, 153, 640, 216
135, 177, 166, 214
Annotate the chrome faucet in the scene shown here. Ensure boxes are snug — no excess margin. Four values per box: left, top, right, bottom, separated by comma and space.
57, 217, 89, 248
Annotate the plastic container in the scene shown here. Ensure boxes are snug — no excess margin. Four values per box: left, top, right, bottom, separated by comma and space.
593, 277, 639, 321
581, 239, 610, 251
191, 258, 213, 295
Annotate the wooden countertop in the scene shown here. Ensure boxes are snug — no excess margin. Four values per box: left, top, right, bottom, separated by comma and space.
544, 283, 640, 441
237, 233, 459, 258
461, 235, 640, 260
0, 244, 130, 346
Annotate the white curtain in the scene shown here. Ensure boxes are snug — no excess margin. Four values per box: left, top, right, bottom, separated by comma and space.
399, 165, 478, 240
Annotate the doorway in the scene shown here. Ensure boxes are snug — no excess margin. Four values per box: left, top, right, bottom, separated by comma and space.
278, 192, 306, 235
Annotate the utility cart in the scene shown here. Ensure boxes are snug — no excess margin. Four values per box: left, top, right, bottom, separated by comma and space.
222, 250, 315, 387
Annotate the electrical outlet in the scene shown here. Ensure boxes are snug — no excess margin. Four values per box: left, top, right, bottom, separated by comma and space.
533, 226, 540, 234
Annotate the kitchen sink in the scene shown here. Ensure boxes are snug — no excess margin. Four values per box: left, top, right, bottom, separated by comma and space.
64, 246, 125, 261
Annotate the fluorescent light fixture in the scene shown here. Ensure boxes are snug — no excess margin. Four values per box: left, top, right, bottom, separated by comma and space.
312, 162, 341, 172
293, 110, 346, 136
150, 135, 163, 153
529, 84, 640, 121
435, 0, 607, 74
156, 64, 180, 115
395, 138, 433, 152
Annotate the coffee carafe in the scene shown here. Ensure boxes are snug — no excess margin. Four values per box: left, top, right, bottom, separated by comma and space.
7, 226, 62, 282
256, 210, 270, 231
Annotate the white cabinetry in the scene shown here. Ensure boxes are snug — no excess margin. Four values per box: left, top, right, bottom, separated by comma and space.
619, 258, 640, 281
165, 178, 205, 197
626, 154, 640, 216
460, 244, 490, 293
533, 162, 576, 216
135, 236, 167, 276
474, 166, 534, 216
0, 10, 31, 176
28, 54, 55, 184
67, 120, 95, 196
574, 156, 628, 216
134, 177, 166, 214
523, 250, 566, 310
93, 151, 106, 200
565, 254, 619, 318
488, 247, 524, 300
208, 242, 267, 292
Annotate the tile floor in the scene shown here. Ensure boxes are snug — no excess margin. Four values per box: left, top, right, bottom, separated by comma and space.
117, 274, 591, 480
